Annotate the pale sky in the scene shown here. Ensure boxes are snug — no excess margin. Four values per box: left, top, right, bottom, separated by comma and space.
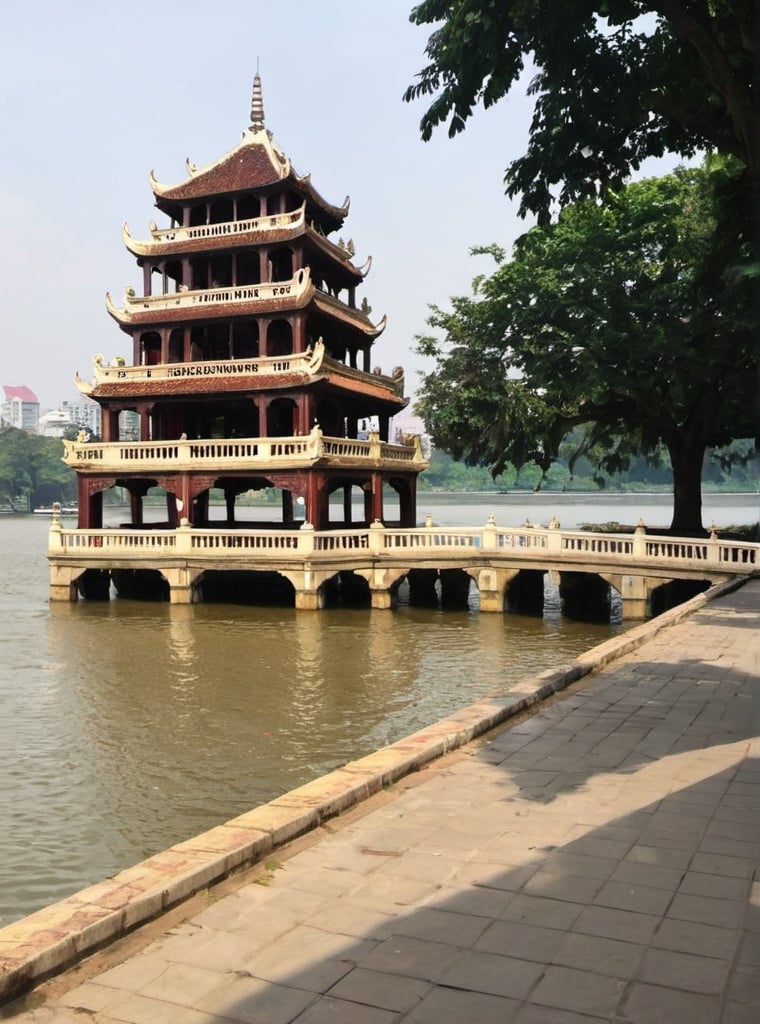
0, 0, 533, 411
1, 1, 681, 414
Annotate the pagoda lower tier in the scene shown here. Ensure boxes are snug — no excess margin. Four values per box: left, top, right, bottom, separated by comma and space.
67, 426, 426, 531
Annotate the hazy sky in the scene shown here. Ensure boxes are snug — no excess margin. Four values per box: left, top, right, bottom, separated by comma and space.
1, 1, 679, 412
0, 0, 537, 410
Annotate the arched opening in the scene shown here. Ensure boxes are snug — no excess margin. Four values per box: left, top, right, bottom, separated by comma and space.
506, 570, 546, 617
651, 579, 711, 616
209, 198, 234, 224
558, 572, 612, 623
237, 251, 260, 286
165, 259, 182, 293
189, 203, 206, 227
189, 325, 229, 361
267, 319, 292, 357
439, 569, 476, 610
111, 569, 169, 602
189, 257, 207, 291
327, 483, 365, 526
231, 321, 259, 359
321, 571, 371, 608
267, 398, 296, 437
238, 193, 259, 221
315, 399, 342, 437
168, 329, 184, 363
210, 254, 232, 288
270, 247, 294, 282
198, 570, 295, 606
76, 569, 112, 601
118, 409, 140, 441
139, 332, 161, 366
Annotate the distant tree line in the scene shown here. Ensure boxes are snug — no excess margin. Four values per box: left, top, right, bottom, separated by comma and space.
0, 428, 76, 510
419, 439, 760, 494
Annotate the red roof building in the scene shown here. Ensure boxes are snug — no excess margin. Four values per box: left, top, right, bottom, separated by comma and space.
1, 385, 39, 432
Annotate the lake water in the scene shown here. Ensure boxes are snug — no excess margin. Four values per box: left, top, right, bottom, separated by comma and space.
1, 493, 756, 926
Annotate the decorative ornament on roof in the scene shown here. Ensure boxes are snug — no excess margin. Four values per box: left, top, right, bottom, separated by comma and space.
250, 70, 265, 132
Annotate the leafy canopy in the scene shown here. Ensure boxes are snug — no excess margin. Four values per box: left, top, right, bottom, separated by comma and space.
405, 0, 760, 222
0, 428, 75, 507
415, 164, 756, 531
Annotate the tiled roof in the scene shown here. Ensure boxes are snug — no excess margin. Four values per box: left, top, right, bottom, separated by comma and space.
2, 384, 38, 403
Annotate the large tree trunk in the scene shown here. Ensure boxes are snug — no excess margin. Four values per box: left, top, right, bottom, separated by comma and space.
667, 434, 707, 535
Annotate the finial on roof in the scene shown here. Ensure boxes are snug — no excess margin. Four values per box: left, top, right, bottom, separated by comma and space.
250, 66, 265, 131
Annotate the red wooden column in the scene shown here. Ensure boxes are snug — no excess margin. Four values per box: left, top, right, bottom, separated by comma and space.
293, 313, 307, 353
370, 472, 384, 523
258, 398, 269, 438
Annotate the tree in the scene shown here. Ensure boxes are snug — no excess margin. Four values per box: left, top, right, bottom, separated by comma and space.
414, 166, 756, 533
0, 428, 76, 509
404, 1, 760, 230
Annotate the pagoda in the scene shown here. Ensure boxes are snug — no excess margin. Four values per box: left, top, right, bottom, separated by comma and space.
67, 75, 425, 537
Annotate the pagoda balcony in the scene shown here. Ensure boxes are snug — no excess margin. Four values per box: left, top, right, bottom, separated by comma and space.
106, 268, 313, 324
123, 210, 367, 276
61, 427, 426, 474
122, 207, 308, 256
76, 341, 405, 399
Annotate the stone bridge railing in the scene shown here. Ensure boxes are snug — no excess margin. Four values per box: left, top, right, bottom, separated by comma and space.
49, 518, 757, 570
47, 518, 758, 613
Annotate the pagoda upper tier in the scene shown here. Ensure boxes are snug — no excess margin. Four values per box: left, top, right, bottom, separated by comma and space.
150, 121, 349, 234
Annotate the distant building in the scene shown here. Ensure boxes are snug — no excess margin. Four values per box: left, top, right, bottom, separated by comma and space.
38, 410, 72, 438
392, 411, 431, 458
61, 399, 102, 437
38, 399, 102, 438
1, 385, 39, 432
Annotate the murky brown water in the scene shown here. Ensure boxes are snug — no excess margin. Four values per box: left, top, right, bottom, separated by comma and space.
1, 494, 756, 925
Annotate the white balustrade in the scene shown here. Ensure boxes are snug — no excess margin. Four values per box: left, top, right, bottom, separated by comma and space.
49, 521, 757, 578
150, 207, 304, 244
91, 350, 318, 385
62, 430, 421, 472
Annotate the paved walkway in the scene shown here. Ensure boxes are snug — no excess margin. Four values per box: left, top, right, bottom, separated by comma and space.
6, 580, 760, 1023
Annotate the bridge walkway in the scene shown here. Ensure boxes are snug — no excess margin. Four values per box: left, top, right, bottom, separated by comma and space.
7, 579, 760, 1023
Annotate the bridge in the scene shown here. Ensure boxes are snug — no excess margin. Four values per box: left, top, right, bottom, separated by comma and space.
47, 514, 758, 618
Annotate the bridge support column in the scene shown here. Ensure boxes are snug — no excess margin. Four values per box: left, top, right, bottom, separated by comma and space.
49, 564, 84, 602
162, 568, 204, 604
467, 568, 519, 612
353, 568, 407, 610
602, 574, 661, 619
283, 568, 335, 610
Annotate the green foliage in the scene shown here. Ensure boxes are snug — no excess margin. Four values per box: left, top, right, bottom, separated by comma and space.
414, 165, 757, 532
0, 428, 75, 509
406, 1, 760, 223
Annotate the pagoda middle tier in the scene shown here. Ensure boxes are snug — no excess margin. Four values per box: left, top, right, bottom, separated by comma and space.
69, 75, 426, 532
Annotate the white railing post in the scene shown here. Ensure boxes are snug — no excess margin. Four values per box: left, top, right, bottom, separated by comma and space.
368, 430, 382, 461
175, 518, 193, 556
482, 512, 497, 551
298, 522, 315, 555
633, 518, 647, 558
368, 519, 386, 554
47, 504, 64, 553
706, 524, 721, 568
546, 515, 562, 554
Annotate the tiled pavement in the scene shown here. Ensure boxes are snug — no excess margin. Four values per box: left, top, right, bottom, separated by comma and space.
5, 580, 760, 1023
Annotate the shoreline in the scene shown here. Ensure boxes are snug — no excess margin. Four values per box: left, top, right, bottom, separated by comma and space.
0, 574, 750, 1004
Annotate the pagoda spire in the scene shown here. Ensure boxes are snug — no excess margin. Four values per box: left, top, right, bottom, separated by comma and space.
250, 68, 265, 132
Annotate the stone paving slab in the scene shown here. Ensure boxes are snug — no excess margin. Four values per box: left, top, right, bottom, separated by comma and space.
2, 575, 760, 1023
